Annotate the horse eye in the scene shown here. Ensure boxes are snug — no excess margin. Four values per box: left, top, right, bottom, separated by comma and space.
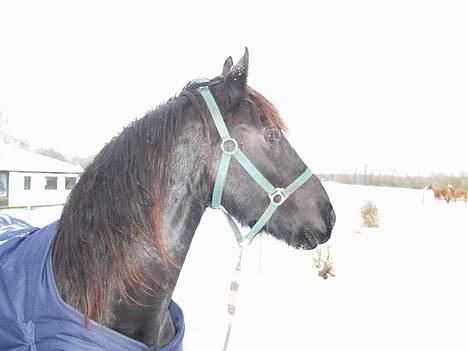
264, 128, 281, 144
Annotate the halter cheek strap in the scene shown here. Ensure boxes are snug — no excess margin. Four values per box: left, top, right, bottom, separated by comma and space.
198, 86, 312, 247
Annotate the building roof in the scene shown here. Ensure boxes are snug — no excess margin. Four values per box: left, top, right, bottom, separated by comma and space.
0, 143, 84, 173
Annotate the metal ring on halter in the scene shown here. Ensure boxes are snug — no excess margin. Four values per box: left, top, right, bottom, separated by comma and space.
221, 138, 239, 155
269, 188, 288, 207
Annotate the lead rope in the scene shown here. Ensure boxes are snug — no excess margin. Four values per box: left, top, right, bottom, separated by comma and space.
223, 247, 244, 351
196, 86, 313, 351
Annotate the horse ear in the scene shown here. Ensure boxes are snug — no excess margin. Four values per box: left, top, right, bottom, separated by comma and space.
222, 56, 234, 77
211, 48, 249, 111
224, 47, 249, 91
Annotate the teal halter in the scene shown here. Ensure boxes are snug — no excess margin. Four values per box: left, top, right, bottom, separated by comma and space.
198, 86, 313, 247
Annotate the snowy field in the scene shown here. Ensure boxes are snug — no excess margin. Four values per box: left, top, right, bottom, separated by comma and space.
2, 182, 467, 350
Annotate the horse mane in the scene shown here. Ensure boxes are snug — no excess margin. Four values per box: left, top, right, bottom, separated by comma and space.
53, 79, 286, 325
54, 91, 191, 325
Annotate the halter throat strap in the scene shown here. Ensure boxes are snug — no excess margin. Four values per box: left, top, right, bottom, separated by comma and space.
198, 86, 312, 247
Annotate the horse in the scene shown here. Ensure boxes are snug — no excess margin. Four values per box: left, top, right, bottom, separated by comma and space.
453, 190, 468, 203
426, 184, 453, 203
0, 49, 335, 350
426, 184, 444, 201
448, 186, 468, 204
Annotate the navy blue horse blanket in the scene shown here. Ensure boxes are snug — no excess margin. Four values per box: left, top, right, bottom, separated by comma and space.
0, 214, 184, 351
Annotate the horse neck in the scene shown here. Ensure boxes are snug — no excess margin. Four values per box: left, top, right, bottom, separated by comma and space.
120, 128, 210, 346
114, 110, 211, 346
111, 112, 211, 334
53, 102, 211, 346
157, 119, 211, 288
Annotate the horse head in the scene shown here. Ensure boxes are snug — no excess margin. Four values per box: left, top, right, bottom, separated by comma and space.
198, 48, 335, 249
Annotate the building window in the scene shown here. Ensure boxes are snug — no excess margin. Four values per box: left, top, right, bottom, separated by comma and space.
0, 172, 7, 198
65, 176, 77, 190
45, 176, 58, 190
24, 176, 31, 190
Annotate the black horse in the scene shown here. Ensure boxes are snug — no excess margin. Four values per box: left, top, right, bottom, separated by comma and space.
52, 49, 335, 349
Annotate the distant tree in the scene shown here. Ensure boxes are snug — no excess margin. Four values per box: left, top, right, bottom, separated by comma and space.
34, 147, 68, 162
1, 113, 30, 150
69, 155, 95, 169
1, 116, 94, 168
318, 172, 468, 191
34, 147, 95, 169
0, 132, 30, 150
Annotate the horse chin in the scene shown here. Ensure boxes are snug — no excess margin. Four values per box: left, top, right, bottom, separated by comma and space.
252, 222, 329, 251
263, 227, 321, 250
291, 231, 320, 250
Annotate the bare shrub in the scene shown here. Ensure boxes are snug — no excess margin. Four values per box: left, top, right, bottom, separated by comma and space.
313, 245, 335, 280
361, 200, 379, 228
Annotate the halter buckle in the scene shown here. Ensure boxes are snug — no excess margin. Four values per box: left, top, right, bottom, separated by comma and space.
269, 188, 288, 206
221, 138, 239, 155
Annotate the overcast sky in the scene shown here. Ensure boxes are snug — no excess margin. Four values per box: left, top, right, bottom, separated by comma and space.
1, 1, 467, 176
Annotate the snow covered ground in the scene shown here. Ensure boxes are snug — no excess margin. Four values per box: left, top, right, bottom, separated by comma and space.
175, 182, 468, 351
2, 183, 467, 350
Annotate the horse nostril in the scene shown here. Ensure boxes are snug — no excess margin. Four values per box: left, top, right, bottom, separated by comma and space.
328, 208, 336, 229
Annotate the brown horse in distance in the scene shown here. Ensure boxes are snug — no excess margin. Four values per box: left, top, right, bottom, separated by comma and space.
448, 185, 468, 204
427, 184, 454, 203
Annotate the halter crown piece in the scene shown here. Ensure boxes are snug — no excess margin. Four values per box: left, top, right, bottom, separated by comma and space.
198, 86, 313, 247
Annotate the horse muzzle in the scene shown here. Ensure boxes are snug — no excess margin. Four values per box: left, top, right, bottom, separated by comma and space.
295, 206, 335, 250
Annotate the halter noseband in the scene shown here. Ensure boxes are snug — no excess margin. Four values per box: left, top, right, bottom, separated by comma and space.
198, 86, 312, 247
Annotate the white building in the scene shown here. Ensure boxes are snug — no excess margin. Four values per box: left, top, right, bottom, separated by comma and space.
0, 143, 84, 208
